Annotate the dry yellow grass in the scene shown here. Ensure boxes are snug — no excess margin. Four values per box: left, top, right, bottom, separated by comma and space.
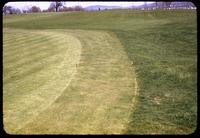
3, 28, 82, 133
3, 29, 137, 134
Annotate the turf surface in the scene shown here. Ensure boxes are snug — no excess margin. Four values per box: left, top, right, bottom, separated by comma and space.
3, 9, 197, 134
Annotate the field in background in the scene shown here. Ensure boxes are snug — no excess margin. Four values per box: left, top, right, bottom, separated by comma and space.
3, 9, 197, 134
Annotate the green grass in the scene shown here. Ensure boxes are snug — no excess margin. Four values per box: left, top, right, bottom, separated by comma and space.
115, 18, 197, 134
3, 9, 197, 134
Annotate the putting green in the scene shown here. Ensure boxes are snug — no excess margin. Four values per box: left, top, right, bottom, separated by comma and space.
3, 29, 137, 134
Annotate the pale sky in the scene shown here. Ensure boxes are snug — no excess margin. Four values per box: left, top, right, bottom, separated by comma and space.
5, 2, 154, 10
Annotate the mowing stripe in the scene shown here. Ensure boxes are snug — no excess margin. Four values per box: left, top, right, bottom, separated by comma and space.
3, 37, 52, 54
4, 45, 66, 68
3, 34, 66, 54
3, 29, 82, 133
3, 57, 62, 84
15, 29, 138, 134
4, 48, 64, 75
4, 42, 60, 63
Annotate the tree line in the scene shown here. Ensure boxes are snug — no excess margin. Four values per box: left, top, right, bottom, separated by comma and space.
141, 2, 195, 10
3, 1, 196, 15
3, 2, 84, 15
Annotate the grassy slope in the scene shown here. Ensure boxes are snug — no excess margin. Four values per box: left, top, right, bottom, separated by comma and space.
3, 9, 197, 134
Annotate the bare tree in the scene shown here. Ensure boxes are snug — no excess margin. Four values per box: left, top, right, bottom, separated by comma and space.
48, 3, 56, 12
48, 1, 64, 12
55, 1, 63, 12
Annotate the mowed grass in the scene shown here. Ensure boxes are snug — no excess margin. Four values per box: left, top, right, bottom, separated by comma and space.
3, 28, 137, 134
3, 28, 82, 133
14, 30, 137, 134
115, 15, 197, 134
3, 9, 197, 134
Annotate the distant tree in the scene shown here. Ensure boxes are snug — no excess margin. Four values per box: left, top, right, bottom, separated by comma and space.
22, 6, 31, 13
21, 6, 33, 13
74, 6, 84, 11
165, 2, 172, 9
48, 1, 64, 12
169, 2, 195, 9
184, 2, 195, 9
31, 6, 41, 13
160, 2, 166, 9
3, 6, 7, 14
60, 6, 73, 12
60, 6, 84, 12
12, 8, 21, 14
3, 5, 13, 14
22, 9, 27, 13
3, 5, 21, 15
158, 2, 172, 9
156, 2, 166, 9
55, 1, 63, 12
42, 9, 48, 12
48, 2, 56, 12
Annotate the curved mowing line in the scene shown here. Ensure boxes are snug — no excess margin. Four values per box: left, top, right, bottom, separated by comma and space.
106, 32, 139, 133
3, 29, 82, 134
124, 73, 139, 133
14, 61, 80, 133
105, 32, 139, 133
4, 29, 138, 134
16, 30, 139, 134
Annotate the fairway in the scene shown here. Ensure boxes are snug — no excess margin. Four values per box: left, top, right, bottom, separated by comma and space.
3, 9, 197, 134
3, 28, 137, 134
